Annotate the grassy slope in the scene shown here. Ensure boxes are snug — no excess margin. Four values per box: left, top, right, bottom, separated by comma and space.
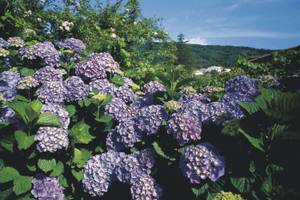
186, 44, 273, 68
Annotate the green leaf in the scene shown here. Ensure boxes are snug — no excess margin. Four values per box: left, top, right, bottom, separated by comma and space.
20, 68, 35, 76
29, 100, 42, 114
0, 134, 15, 152
70, 121, 95, 144
230, 177, 252, 193
50, 161, 64, 176
72, 148, 92, 168
59, 175, 68, 187
65, 105, 76, 117
6, 101, 30, 125
111, 75, 125, 86
265, 164, 284, 176
0, 167, 20, 183
152, 142, 176, 161
14, 131, 35, 150
249, 161, 256, 173
239, 128, 265, 152
35, 112, 61, 127
13, 176, 33, 195
0, 121, 10, 128
37, 159, 57, 173
221, 119, 240, 136
26, 165, 36, 172
71, 169, 83, 181
192, 183, 208, 197
96, 115, 112, 123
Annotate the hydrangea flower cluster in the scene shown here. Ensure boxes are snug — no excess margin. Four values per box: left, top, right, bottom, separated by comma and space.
135, 105, 168, 135
35, 127, 69, 153
18, 41, 60, 67
179, 93, 211, 105
224, 75, 259, 97
0, 37, 9, 48
179, 86, 197, 96
141, 81, 166, 95
33, 66, 64, 83
55, 38, 86, 55
104, 98, 135, 122
164, 100, 180, 112
64, 76, 89, 102
130, 175, 162, 200
7, 37, 24, 48
83, 150, 159, 198
180, 143, 225, 184
36, 81, 66, 104
17, 76, 39, 90
213, 191, 244, 200
0, 48, 9, 57
167, 112, 202, 145
0, 71, 20, 100
31, 175, 64, 200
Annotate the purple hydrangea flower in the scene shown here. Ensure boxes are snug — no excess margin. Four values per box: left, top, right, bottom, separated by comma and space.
104, 98, 135, 122
17, 76, 39, 90
225, 76, 259, 98
167, 112, 202, 145
132, 149, 156, 174
89, 79, 115, 95
179, 93, 211, 105
41, 104, 70, 129
178, 100, 207, 121
135, 105, 168, 135
31, 175, 64, 200
130, 175, 162, 200
180, 143, 225, 184
18, 41, 60, 67
82, 151, 124, 197
33, 66, 64, 84
55, 38, 86, 55
113, 85, 136, 103
35, 127, 69, 153
106, 120, 143, 151
0, 71, 20, 100
36, 81, 66, 104
141, 81, 166, 95
0, 106, 15, 122
89, 52, 120, 74
132, 95, 155, 108
0, 37, 9, 48
64, 76, 89, 102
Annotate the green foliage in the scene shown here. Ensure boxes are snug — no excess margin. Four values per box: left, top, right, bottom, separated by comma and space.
0, 167, 20, 183
37, 159, 57, 173
13, 176, 33, 195
14, 131, 34, 150
70, 121, 95, 144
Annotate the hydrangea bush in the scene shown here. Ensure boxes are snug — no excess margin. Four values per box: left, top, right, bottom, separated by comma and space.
0, 36, 299, 200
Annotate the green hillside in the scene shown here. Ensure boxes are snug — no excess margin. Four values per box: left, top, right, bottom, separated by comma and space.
185, 44, 273, 68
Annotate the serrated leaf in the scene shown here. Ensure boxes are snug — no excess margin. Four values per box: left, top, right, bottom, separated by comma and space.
36, 112, 61, 127
29, 100, 42, 114
65, 105, 76, 117
6, 101, 30, 125
0, 134, 15, 152
152, 142, 176, 161
0, 167, 20, 183
239, 128, 265, 152
37, 159, 57, 173
249, 161, 256, 173
14, 131, 34, 150
265, 164, 284, 176
192, 183, 208, 197
111, 75, 125, 86
72, 169, 83, 181
59, 175, 68, 187
72, 148, 92, 168
13, 176, 33, 195
20, 68, 35, 76
230, 177, 252, 193
51, 161, 64, 176
26, 165, 36, 172
70, 121, 95, 144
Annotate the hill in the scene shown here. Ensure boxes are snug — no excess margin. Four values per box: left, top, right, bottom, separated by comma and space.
185, 44, 273, 68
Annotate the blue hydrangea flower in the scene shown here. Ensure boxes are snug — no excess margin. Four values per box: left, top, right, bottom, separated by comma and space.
18, 41, 60, 67
130, 175, 162, 200
55, 38, 86, 55
0, 106, 15, 123
141, 81, 166, 95
104, 98, 135, 122
179, 93, 211, 105
132, 95, 155, 108
33, 66, 64, 84
64, 76, 89, 102
89, 79, 115, 95
0, 71, 20, 100
132, 149, 156, 175
36, 81, 66, 104
106, 120, 143, 151
225, 76, 259, 98
0, 37, 9, 48
89, 52, 120, 74
135, 105, 168, 135
180, 143, 225, 184
82, 151, 124, 197
167, 112, 202, 145
35, 127, 69, 153
178, 100, 207, 121
41, 104, 70, 129
113, 85, 136, 103
31, 175, 64, 200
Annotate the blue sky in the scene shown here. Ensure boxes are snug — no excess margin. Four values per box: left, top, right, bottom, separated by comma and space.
139, 0, 300, 49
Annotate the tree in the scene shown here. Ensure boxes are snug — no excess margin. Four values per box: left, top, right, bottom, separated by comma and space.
175, 33, 195, 69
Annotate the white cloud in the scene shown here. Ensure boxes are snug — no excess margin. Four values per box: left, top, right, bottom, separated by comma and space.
187, 37, 208, 45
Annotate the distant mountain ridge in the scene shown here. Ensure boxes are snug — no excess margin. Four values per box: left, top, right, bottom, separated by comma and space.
185, 43, 273, 68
